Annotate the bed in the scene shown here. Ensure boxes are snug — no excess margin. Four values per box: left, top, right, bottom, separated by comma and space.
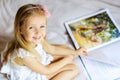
0, 0, 120, 80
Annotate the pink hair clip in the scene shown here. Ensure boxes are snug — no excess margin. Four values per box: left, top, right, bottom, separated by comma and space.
41, 5, 51, 18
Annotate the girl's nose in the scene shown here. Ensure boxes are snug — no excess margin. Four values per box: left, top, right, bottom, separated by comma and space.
35, 29, 41, 34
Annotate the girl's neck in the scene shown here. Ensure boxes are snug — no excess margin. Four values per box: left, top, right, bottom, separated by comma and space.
29, 43, 38, 48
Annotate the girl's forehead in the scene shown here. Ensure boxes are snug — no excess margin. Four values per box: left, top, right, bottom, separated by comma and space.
27, 15, 47, 25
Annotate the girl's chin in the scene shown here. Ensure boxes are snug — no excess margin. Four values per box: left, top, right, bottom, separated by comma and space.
34, 40, 41, 44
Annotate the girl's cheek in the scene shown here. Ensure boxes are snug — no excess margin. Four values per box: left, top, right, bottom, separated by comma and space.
42, 31, 46, 38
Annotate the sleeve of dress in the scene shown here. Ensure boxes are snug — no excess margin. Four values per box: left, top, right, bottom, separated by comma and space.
17, 48, 35, 58
45, 53, 54, 65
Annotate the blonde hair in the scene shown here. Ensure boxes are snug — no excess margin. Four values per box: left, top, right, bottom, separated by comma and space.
3, 4, 46, 62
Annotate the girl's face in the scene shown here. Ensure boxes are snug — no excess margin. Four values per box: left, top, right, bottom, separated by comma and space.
20, 15, 47, 47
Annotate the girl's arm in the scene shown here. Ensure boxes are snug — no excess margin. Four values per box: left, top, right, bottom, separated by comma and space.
42, 39, 87, 56
22, 55, 73, 75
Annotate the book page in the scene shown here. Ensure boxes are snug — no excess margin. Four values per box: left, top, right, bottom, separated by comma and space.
79, 41, 120, 80
81, 50, 120, 67
81, 41, 120, 66
81, 57, 120, 80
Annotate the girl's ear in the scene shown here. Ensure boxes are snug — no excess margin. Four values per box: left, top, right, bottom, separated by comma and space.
44, 35, 46, 39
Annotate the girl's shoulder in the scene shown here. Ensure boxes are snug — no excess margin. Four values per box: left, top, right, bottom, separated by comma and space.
17, 48, 35, 58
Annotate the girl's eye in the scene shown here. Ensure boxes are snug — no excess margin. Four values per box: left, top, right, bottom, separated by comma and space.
29, 27, 33, 29
40, 26, 45, 28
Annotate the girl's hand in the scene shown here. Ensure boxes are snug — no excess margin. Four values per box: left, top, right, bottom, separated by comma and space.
76, 47, 88, 56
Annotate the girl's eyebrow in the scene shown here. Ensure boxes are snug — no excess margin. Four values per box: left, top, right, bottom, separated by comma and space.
27, 21, 46, 26
28, 24, 36, 26
27, 24, 38, 27
28, 23, 46, 25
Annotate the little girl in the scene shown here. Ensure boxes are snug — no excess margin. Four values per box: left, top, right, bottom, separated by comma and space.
0, 4, 87, 80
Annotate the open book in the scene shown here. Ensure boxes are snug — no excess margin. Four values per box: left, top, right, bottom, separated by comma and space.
64, 9, 120, 80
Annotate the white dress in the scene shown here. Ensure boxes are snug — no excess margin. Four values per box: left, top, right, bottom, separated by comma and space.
0, 44, 54, 80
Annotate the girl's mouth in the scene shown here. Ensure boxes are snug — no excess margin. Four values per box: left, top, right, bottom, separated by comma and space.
33, 36, 41, 40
